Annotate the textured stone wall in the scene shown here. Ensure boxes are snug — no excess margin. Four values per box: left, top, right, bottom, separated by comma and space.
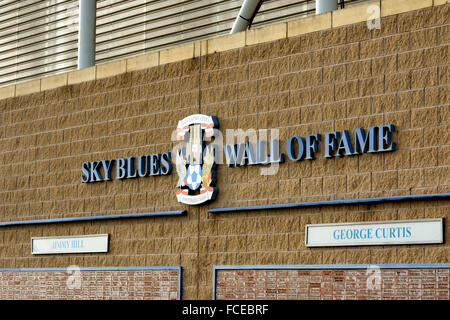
0, 3, 448, 299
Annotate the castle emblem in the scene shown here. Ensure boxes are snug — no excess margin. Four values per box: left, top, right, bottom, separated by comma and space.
175, 114, 218, 205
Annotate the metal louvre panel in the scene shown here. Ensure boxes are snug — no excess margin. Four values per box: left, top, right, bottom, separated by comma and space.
0, 0, 79, 86
0, 0, 369, 87
95, 0, 242, 63
0, 25, 78, 60
0, 0, 76, 33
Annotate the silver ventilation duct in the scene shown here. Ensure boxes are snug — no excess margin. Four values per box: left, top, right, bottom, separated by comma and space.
316, 0, 338, 14
78, 0, 96, 69
230, 0, 264, 34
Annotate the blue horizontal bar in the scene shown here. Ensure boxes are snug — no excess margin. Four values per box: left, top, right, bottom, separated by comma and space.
213, 264, 450, 271
208, 193, 450, 213
0, 266, 182, 272
0, 210, 187, 227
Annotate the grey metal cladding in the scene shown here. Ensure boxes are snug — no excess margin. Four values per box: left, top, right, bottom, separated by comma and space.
0, 0, 368, 87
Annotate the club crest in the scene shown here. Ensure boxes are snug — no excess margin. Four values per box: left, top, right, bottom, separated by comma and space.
175, 114, 218, 205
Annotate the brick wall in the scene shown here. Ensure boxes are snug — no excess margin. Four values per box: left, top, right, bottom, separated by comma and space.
0, 3, 448, 299
0, 269, 180, 300
215, 268, 450, 300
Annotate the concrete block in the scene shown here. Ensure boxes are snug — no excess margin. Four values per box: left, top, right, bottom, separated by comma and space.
208, 32, 245, 54
126, 52, 159, 72
381, 0, 433, 17
194, 41, 202, 57
246, 23, 286, 46
16, 79, 40, 96
40, 73, 68, 91
0, 85, 15, 99
96, 60, 127, 79
67, 66, 96, 85
333, 1, 380, 28
201, 40, 208, 56
160, 43, 194, 65
287, 12, 331, 37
